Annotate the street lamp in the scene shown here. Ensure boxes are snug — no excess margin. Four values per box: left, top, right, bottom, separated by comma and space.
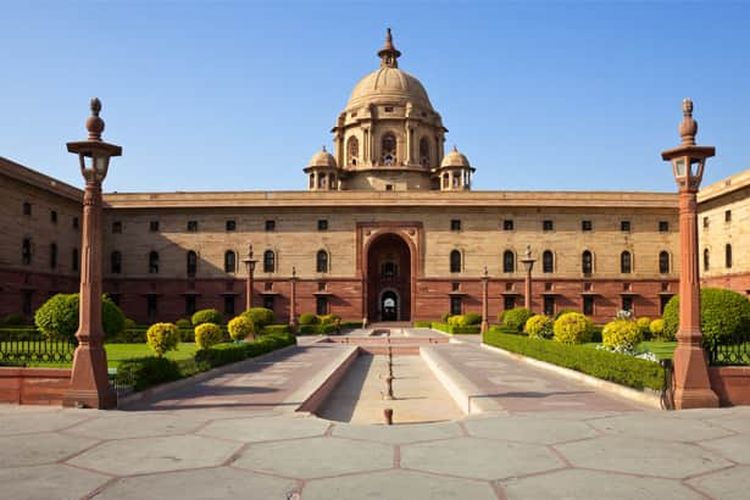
289, 266, 298, 331
481, 266, 490, 335
520, 245, 536, 312
63, 98, 121, 409
242, 244, 257, 311
661, 98, 718, 409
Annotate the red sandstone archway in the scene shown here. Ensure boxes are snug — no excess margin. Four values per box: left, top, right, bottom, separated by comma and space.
366, 233, 412, 321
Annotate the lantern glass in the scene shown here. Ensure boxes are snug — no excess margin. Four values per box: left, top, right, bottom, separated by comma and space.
691, 159, 704, 180
674, 158, 686, 178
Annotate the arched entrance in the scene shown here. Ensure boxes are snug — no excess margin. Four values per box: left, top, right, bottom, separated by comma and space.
366, 233, 412, 321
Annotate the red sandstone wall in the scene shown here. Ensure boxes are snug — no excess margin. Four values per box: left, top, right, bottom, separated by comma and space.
0, 368, 71, 405
702, 273, 750, 296
710, 366, 750, 406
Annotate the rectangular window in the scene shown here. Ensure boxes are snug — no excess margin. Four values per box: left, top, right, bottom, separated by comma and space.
450, 296, 462, 316
316, 296, 329, 316
660, 295, 671, 315
620, 220, 630, 232
263, 295, 275, 312
147, 294, 158, 320
265, 220, 276, 232
318, 219, 328, 231
22, 290, 33, 315
187, 220, 198, 232
50, 210, 57, 224
543, 220, 553, 232
225, 220, 236, 231
450, 219, 461, 231
149, 220, 159, 232
73, 217, 79, 229
622, 296, 633, 313
385, 184, 394, 191
582, 220, 593, 231
725, 210, 732, 222
503, 219, 514, 231
543, 296, 555, 316
224, 295, 236, 316
185, 295, 196, 316
659, 221, 669, 232
22, 202, 31, 216
503, 295, 515, 311
112, 221, 122, 234
703, 216, 709, 229
583, 295, 594, 316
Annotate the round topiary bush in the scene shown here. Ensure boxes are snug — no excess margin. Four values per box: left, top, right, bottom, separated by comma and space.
228, 315, 254, 341
242, 307, 275, 334
602, 319, 642, 351
298, 313, 318, 326
175, 318, 192, 330
463, 312, 482, 326
524, 314, 553, 339
34, 293, 125, 341
146, 322, 180, 357
123, 318, 137, 330
191, 308, 223, 326
553, 312, 593, 344
662, 288, 750, 343
502, 308, 533, 332
636, 317, 652, 340
448, 315, 465, 327
649, 318, 665, 338
318, 314, 341, 326
195, 323, 223, 350
554, 309, 578, 320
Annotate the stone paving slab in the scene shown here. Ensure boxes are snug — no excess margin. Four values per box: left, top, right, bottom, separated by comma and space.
0, 463, 110, 500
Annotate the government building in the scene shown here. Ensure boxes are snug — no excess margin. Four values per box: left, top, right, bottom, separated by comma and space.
1, 31, 748, 325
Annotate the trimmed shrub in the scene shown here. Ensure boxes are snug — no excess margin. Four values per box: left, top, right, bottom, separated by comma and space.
502, 308, 533, 332
447, 315, 465, 327
242, 307, 275, 334
116, 356, 184, 392
441, 312, 452, 323
123, 318, 137, 330
463, 312, 482, 326
554, 309, 578, 320
146, 322, 180, 357
191, 309, 223, 327
636, 317, 652, 340
298, 313, 318, 326
175, 318, 192, 329
431, 322, 480, 334
228, 315, 254, 341
413, 320, 432, 328
261, 324, 291, 335
524, 314, 554, 340
318, 314, 340, 326
649, 318, 665, 338
553, 312, 593, 344
663, 288, 750, 343
602, 319, 642, 351
195, 323, 223, 349
34, 293, 125, 341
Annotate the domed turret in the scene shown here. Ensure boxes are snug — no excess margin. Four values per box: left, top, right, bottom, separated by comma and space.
435, 146, 474, 191
303, 146, 339, 191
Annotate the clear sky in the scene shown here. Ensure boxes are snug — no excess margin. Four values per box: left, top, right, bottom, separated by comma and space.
1, 1, 748, 193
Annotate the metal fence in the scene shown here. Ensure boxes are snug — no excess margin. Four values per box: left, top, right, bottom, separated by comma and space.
705, 333, 750, 366
0, 337, 76, 365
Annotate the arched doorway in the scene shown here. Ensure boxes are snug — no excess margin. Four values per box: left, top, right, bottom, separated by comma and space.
366, 233, 412, 321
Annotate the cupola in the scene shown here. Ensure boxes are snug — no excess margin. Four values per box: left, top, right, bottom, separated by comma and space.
303, 147, 339, 191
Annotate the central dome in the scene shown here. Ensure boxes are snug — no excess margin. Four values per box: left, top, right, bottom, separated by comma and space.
346, 66, 433, 111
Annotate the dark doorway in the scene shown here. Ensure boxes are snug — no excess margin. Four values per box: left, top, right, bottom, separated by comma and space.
366, 233, 411, 321
381, 291, 398, 321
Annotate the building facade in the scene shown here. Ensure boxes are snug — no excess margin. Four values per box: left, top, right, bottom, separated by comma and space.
1, 31, 748, 325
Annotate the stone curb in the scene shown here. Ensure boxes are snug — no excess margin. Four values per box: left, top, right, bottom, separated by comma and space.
479, 343, 662, 409
291, 345, 359, 414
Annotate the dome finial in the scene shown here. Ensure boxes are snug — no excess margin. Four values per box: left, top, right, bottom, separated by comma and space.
679, 97, 698, 146
322, 145, 327, 152
377, 27, 401, 68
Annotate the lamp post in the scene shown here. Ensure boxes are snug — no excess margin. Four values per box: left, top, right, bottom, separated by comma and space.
242, 244, 257, 311
63, 98, 121, 409
289, 266, 298, 331
661, 98, 719, 409
520, 245, 536, 312
481, 266, 489, 334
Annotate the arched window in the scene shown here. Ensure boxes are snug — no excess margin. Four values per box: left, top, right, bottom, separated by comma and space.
263, 250, 275, 273
703, 248, 710, 271
620, 251, 632, 274
224, 250, 236, 273
726, 244, 733, 268
148, 251, 159, 274
450, 250, 461, 273
49, 243, 57, 269
316, 250, 329, 273
21, 238, 31, 265
503, 250, 515, 273
542, 250, 554, 273
442, 173, 449, 189
309, 173, 314, 189
111, 251, 122, 274
582, 250, 593, 275
187, 251, 197, 277
381, 133, 397, 165
419, 137, 430, 167
347, 136, 359, 166
659, 251, 670, 274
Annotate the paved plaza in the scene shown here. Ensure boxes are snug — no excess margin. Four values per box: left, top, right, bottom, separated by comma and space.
1, 332, 748, 499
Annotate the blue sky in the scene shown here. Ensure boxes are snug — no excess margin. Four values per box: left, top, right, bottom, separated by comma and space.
1, 1, 748, 193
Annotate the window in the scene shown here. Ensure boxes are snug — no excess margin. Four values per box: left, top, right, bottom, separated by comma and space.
224, 295, 236, 316
620, 220, 630, 232
347, 136, 359, 166
22, 202, 31, 216
503, 295, 516, 311
263, 295, 275, 312
72, 248, 79, 272
147, 294, 158, 320
263, 250, 275, 273
622, 296, 633, 313
620, 251, 632, 274
149, 220, 159, 232
452, 282, 460, 292
22, 290, 33, 315
22, 238, 32, 265
224, 250, 236, 273
49, 243, 57, 269
384, 106, 394, 113
442, 173, 449, 189
450, 250, 462, 273
582, 220, 593, 231
583, 295, 594, 316
111, 251, 122, 274
543, 220, 553, 231
316, 296, 329, 316
582, 250, 593, 275
725, 210, 732, 222
450, 296, 462, 316
316, 250, 329, 273
187, 251, 197, 277
503, 219, 514, 231
659, 221, 669, 232
50, 210, 58, 224
385, 184, 394, 191
148, 251, 159, 274
187, 220, 198, 232
185, 295, 196, 316
659, 251, 670, 274
503, 250, 515, 273
419, 137, 430, 167
451, 219, 461, 231
265, 220, 276, 232
381, 133, 397, 165
543, 296, 555, 316
703, 248, 710, 272
542, 250, 553, 273
112, 221, 122, 234
226, 220, 236, 231
726, 244, 733, 268
703, 216, 709, 229
318, 219, 328, 231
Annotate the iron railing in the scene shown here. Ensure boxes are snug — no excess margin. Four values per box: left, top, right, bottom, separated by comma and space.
0, 337, 76, 365
705, 333, 750, 366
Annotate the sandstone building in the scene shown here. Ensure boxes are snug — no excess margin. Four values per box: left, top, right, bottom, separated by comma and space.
1, 31, 748, 325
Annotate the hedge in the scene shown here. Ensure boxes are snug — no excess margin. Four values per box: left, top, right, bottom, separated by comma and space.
413, 320, 432, 328
501, 308, 533, 332
261, 324, 291, 335
483, 330, 664, 391
431, 322, 481, 334
191, 309, 223, 326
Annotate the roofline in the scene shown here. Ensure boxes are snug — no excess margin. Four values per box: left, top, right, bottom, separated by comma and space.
698, 168, 750, 204
0, 156, 83, 202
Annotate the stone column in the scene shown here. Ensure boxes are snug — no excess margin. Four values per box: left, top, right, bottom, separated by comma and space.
520, 246, 536, 312
243, 245, 256, 311
289, 267, 298, 330
481, 266, 489, 334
